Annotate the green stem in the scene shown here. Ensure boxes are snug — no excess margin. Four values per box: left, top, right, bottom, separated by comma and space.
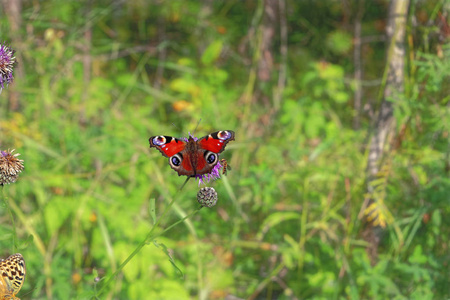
152, 206, 202, 239
1, 187, 17, 253
97, 198, 202, 297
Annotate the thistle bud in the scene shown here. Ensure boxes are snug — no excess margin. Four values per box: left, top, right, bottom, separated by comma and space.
197, 187, 218, 208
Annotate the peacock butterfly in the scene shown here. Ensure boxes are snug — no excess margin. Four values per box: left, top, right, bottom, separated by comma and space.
149, 130, 235, 177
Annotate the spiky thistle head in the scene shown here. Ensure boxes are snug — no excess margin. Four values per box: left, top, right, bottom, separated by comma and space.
0, 42, 16, 90
0, 149, 24, 185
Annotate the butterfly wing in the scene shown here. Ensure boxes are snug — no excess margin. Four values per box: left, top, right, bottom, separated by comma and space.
149, 131, 235, 177
149, 135, 196, 176
149, 136, 186, 157
0, 253, 25, 299
197, 130, 235, 154
0, 275, 8, 298
193, 130, 235, 176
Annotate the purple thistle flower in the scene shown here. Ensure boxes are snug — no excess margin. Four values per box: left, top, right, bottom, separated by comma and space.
182, 132, 198, 142
196, 160, 224, 186
0, 42, 16, 90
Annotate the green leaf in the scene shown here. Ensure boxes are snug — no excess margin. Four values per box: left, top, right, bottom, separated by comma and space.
153, 240, 184, 278
170, 78, 199, 95
326, 30, 353, 55
149, 198, 156, 225
409, 245, 427, 265
201, 40, 223, 65
44, 197, 73, 235
257, 212, 301, 240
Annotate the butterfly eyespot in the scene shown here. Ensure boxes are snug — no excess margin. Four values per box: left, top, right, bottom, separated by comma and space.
205, 151, 218, 165
169, 154, 182, 167
153, 136, 166, 146
217, 131, 231, 140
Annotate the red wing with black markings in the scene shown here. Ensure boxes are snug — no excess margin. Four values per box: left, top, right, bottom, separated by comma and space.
149, 130, 235, 177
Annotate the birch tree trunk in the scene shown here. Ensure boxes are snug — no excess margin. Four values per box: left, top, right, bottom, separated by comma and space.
363, 0, 409, 264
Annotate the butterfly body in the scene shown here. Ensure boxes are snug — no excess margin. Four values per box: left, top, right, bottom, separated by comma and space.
0, 253, 25, 300
149, 130, 235, 177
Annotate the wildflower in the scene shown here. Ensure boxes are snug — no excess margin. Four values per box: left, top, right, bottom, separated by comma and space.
181, 132, 198, 142
197, 187, 218, 208
0, 42, 16, 90
195, 162, 223, 186
0, 149, 24, 185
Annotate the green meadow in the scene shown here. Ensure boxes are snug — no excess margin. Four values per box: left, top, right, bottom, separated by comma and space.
1, 1, 449, 299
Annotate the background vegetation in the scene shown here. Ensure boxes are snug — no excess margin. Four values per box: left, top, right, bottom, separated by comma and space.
1, 0, 449, 299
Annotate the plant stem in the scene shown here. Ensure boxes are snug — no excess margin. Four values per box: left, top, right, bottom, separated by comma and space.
1, 187, 17, 253
97, 198, 202, 297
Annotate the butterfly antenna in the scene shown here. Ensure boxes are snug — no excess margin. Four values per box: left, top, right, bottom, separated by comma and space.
193, 118, 202, 136
22, 287, 37, 297
179, 176, 191, 191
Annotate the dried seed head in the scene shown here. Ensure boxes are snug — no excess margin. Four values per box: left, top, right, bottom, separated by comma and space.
0, 149, 24, 185
197, 187, 218, 208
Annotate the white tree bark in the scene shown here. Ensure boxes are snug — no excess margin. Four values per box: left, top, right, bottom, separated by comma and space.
367, 0, 409, 178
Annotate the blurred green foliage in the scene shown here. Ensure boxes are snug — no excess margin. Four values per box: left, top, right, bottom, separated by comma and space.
0, 0, 449, 299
